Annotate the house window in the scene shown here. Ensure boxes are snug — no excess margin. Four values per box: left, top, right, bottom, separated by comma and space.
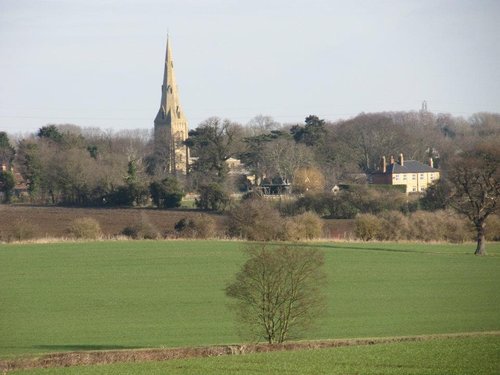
430, 174, 434, 180
403, 175, 407, 180
413, 187, 417, 192
420, 174, 424, 179
395, 175, 399, 180
412, 174, 416, 180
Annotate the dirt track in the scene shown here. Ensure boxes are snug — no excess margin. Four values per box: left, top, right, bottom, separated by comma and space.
1, 332, 498, 372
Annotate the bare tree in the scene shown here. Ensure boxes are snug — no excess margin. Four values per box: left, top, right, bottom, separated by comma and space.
293, 167, 326, 193
225, 244, 326, 344
246, 115, 281, 136
447, 140, 500, 255
262, 138, 314, 182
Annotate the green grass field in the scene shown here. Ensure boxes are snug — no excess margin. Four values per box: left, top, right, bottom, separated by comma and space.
10, 335, 500, 375
1, 240, 499, 362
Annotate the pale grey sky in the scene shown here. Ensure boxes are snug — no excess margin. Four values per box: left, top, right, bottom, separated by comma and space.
1, 0, 499, 134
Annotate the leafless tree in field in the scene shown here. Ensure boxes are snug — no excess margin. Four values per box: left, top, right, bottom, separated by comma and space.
447, 140, 500, 255
225, 244, 326, 344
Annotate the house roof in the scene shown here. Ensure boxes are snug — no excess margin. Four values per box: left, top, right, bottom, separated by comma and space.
386, 160, 438, 174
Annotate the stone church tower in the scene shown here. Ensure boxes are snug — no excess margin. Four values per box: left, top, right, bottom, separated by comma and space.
154, 37, 189, 174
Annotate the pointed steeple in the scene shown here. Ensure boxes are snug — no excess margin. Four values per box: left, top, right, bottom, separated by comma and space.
163, 35, 173, 86
156, 35, 183, 124
154, 36, 189, 174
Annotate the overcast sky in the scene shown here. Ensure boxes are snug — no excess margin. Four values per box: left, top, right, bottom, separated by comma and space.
1, 0, 499, 135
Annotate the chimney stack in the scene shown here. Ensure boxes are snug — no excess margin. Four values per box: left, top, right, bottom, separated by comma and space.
429, 157, 434, 168
399, 153, 404, 166
390, 155, 395, 165
381, 156, 387, 173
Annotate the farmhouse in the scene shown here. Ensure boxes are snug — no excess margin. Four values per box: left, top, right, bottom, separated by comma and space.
370, 153, 439, 193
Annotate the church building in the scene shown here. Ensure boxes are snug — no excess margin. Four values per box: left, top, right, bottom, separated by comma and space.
154, 37, 189, 174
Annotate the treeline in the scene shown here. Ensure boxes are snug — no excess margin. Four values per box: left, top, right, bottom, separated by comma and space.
0, 125, 183, 207
1, 111, 499, 208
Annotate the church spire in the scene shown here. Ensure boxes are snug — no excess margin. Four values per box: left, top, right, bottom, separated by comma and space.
157, 35, 181, 122
154, 36, 189, 174
162, 35, 173, 87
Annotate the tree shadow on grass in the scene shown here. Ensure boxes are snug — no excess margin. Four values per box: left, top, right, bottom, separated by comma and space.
285, 242, 468, 255
32, 344, 141, 352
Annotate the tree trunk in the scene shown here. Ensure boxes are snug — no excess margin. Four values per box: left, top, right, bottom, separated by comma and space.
474, 222, 487, 256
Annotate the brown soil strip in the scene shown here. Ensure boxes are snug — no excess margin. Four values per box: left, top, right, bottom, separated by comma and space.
1, 331, 498, 372
0, 205, 354, 241
0, 205, 227, 240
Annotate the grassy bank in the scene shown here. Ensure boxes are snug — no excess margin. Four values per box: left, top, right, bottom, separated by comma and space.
9, 335, 500, 374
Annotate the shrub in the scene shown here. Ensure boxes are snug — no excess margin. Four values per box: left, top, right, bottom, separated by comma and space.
350, 186, 408, 214
150, 176, 184, 208
11, 218, 40, 242
196, 183, 230, 211
283, 212, 324, 241
286, 188, 412, 219
293, 193, 328, 217
106, 185, 135, 206
68, 217, 102, 239
288, 192, 359, 219
377, 211, 409, 241
174, 214, 216, 239
327, 194, 360, 219
227, 199, 284, 241
408, 211, 447, 241
486, 214, 500, 241
0, 170, 15, 203
106, 183, 150, 207
437, 211, 474, 243
122, 220, 159, 239
354, 214, 383, 241
419, 180, 449, 211
404, 210, 472, 242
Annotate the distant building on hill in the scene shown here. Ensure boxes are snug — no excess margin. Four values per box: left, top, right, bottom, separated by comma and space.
370, 153, 439, 193
153, 36, 189, 175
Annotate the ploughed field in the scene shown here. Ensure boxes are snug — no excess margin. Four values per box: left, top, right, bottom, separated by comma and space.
1, 240, 499, 362
0, 205, 354, 240
0, 205, 225, 240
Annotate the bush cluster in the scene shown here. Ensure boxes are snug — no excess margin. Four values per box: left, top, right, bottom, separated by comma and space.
354, 210, 474, 242
282, 187, 418, 219
196, 183, 230, 212
227, 198, 283, 241
486, 215, 500, 241
67, 217, 102, 239
174, 214, 216, 239
282, 212, 324, 241
9, 218, 40, 242
227, 198, 324, 241
122, 220, 160, 239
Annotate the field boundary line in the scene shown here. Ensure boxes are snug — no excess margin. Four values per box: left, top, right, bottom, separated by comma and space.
1, 331, 499, 372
